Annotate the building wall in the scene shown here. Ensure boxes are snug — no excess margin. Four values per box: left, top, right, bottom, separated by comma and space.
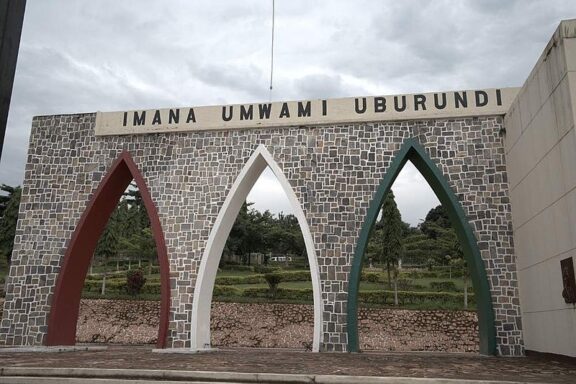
505, 19, 576, 357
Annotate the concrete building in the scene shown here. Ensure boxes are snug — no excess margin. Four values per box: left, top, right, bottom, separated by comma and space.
505, 19, 576, 357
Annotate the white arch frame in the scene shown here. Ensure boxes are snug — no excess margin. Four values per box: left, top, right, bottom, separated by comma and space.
190, 144, 322, 352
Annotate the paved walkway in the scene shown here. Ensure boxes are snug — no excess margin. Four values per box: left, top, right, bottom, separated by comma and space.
1, 345, 575, 383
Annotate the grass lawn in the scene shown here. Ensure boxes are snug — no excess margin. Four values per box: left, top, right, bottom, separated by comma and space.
79, 264, 474, 311
216, 269, 257, 277
84, 268, 470, 293
0, 259, 8, 287
416, 277, 468, 291
232, 281, 312, 289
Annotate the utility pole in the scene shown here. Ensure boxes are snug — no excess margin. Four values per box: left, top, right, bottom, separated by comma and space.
0, 0, 27, 160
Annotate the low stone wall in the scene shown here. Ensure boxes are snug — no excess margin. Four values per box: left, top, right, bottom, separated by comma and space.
358, 307, 479, 352
76, 299, 160, 344
74, 300, 478, 352
211, 302, 313, 349
1, 298, 479, 352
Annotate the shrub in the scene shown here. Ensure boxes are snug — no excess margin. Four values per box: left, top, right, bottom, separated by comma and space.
274, 288, 313, 301
285, 261, 308, 270
213, 285, 242, 297
275, 270, 310, 282
361, 271, 382, 283
437, 269, 464, 278
220, 264, 254, 272
214, 270, 310, 285
141, 282, 161, 295
396, 278, 413, 290
429, 281, 458, 292
82, 278, 127, 294
358, 290, 475, 307
254, 265, 279, 274
126, 269, 147, 296
215, 275, 266, 285
241, 287, 313, 301
81, 291, 160, 301
264, 273, 283, 297
401, 270, 439, 279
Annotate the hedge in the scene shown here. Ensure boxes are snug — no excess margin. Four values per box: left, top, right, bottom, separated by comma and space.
213, 286, 314, 301
358, 290, 475, 306
219, 264, 254, 272
212, 286, 472, 306
400, 270, 441, 279
275, 270, 311, 282
213, 285, 242, 297
429, 281, 458, 292
215, 274, 266, 285
82, 282, 475, 308
214, 271, 311, 285
83, 279, 127, 293
361, 271, 382, 283
241, 287, 313, 301
141, 283, 161, 295
253, 265, 280, 274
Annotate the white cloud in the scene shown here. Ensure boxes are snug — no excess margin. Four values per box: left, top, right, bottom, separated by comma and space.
247, 163, 441, 227
246, 167, 293, 216
391, 162, 440, 226
2, 0, 576, 221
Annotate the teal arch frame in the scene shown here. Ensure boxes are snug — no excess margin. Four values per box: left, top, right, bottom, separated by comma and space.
346, 138, 496, 355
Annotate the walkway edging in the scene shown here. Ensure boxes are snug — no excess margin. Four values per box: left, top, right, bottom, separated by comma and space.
0, 367, 549, 384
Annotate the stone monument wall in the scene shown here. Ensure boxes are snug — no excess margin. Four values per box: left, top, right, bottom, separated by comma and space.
0, 113, 522, 355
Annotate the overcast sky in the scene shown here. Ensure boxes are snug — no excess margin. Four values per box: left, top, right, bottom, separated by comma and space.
2, 1, 576, 225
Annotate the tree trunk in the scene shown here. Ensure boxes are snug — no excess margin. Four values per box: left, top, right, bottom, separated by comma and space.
394, 278, 398, 306
464, 276, 468, 309
101, 271, 107, 296
148, 260, 153, 275
386, 260, 392, 290
116, 260, 119, 272
138, 259, 141, 268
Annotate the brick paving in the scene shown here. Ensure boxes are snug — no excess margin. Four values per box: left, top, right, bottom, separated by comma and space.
1, 345, 575, 383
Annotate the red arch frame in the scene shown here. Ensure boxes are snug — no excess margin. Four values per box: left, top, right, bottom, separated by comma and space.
46, 151, 170, 348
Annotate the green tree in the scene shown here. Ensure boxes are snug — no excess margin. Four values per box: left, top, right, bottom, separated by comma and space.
264, 272, 282, 298
124, 182, 150, 229
0, 185, 21, 266
95, 209, 120, 295
371, 190, 404, 289
126, 268, 147, 296
118, 227, 156, 274
223, 202, 307, 268
267, 213, 305, 261
423, 205, 451, 229
448, 233, 469, 308
402, 204, 463, 268
224, 202, 251, 263
0, 184, 16, 217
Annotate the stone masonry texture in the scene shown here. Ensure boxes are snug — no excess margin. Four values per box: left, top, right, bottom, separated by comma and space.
70, 299, 479, 353
0, 114, 523, 355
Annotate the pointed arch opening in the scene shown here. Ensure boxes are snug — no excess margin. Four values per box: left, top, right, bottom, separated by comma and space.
46, 151, 170, 348
191, 144, 322, 352
347, 138, 496, 355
